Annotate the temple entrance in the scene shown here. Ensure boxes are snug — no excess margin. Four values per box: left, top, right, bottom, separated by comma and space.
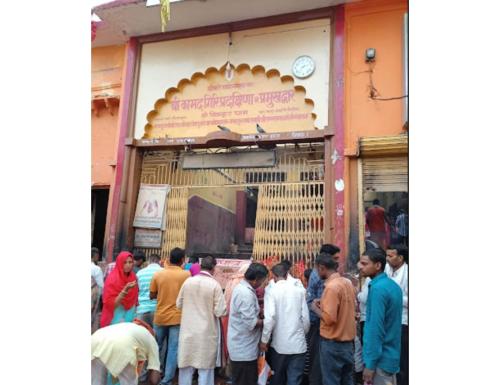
135, 144, 325, 267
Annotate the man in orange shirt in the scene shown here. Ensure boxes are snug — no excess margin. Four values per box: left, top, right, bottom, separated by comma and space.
150, 248, 191, 385
310, 253, 356, 385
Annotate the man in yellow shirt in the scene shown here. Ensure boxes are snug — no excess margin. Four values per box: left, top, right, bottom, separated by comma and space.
150, 247, 191, 385
91, 319, 161, 385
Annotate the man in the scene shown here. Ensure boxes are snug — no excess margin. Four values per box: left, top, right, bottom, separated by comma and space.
310, 253, 356, 385
385, 244, 409, 385
91, 247, 104, 291
91, 319, 162, 385
92, 246, 101, 264
395, 209, 408, 246
133, 250, 147, 273
177, 256, 227, 385
266, 259, 303, 290
260, 263, 310, 385
150, 248, 191, 385
91, 247, 104, 333
136, 253, 162, 327
306, 244, 341, 385
365, 199, 392, 249
227, 262, 269, 385
358, 248, 402, 385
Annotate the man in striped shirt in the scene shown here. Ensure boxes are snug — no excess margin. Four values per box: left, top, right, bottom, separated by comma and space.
136, 254, 162, 327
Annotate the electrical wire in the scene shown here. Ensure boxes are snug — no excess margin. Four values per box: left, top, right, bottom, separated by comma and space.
371, 95, 408, 101
361, 62, 408, 101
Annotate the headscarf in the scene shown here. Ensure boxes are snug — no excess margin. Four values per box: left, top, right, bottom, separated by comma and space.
100, 251, 138, 327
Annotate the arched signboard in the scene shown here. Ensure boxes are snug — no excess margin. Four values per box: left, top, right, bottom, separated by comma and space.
143, 63, 318, 139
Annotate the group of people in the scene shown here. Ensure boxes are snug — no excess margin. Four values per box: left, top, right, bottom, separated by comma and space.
365, 199, 408, 248
90, 242, 408, 385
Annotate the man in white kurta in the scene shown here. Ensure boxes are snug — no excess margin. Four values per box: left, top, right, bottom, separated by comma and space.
176, 256, 227, 385
91, 321, 161, 385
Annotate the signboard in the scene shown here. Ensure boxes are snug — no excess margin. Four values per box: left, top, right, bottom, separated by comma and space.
144, 63, 317, 139
210, 258, 251, 289
134, 228, 163, 248
133, 184, 170, 228
182, 150, 276, 169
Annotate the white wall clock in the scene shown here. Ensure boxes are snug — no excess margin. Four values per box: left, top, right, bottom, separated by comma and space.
292, 55, 315, 79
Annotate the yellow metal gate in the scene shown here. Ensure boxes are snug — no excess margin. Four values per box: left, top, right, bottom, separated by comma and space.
135, 145, 325, 264
253, 182, 325, 266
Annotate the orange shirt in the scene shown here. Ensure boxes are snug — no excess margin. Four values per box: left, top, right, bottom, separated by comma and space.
150, 265, 191, 326
319, 273, 356, 341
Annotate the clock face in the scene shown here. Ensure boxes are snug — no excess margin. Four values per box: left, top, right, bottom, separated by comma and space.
292, 55, 315, 79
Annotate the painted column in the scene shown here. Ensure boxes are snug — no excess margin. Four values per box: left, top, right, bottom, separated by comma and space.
332, 5, 347, 269
105, 38, 139, 262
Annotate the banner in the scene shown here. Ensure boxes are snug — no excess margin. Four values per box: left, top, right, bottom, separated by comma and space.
133, 184, 170, 228
212, 258, 251, 289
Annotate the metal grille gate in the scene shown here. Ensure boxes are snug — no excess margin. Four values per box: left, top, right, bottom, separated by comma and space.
136, 145, 325, 265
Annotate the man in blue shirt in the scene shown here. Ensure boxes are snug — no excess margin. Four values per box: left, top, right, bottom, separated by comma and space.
358, 248, 402, 385
136, 253, 162, 326
133, 250, 147, 274
306, 244, 341, 385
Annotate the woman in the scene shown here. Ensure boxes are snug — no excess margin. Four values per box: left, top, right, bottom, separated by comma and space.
184, 255, 201, 276
100, 251, 139, 328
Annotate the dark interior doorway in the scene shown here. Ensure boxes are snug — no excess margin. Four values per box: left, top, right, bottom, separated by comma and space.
92, 188, 109, 256
245, 187, 258, 229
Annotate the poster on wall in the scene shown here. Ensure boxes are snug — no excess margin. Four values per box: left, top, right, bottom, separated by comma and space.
134, 228, 163, 248
133, 184, 171, 229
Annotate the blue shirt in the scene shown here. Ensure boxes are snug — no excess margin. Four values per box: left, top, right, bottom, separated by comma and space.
228, 280, 261, 361
363, 272, 403, 374
136, 263, 162, 314
306, 268, 325, 324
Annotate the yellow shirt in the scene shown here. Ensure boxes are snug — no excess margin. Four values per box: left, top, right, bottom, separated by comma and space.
150, 265, 191, 325
91, 322, 160, 377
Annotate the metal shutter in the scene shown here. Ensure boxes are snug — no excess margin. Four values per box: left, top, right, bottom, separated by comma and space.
362, 156, 408, 192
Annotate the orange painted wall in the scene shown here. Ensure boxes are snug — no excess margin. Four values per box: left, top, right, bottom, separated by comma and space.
343, 0, 408, 263
345, 0, 408, 154
91, 45, 126, 186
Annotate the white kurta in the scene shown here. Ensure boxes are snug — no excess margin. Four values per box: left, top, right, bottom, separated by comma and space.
91, 322, 161, 377
176, 272, 227, 369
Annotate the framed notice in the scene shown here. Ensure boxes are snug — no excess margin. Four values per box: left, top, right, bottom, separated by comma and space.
134, 228, 163, 248
133, 184, 171, 229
